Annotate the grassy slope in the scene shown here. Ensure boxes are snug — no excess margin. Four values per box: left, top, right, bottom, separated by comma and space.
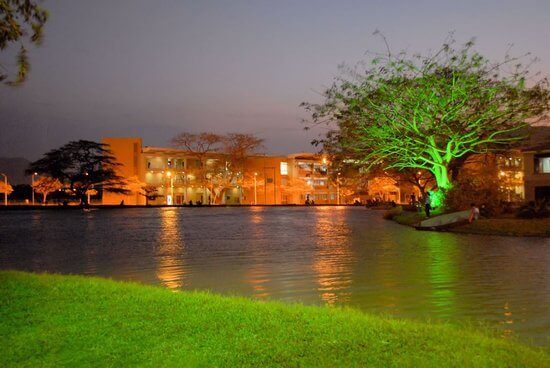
451, 218, 550, 237
391, 211, 549, 237
1, 271, 548, 367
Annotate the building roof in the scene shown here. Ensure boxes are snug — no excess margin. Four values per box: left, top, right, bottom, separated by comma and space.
521, 125, 550, 152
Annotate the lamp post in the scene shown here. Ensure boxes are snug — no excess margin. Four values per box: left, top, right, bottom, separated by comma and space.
0, 173, 7, 206
166, 171, 173, 205
254, 172, 257, 205
31, 172, 37, 205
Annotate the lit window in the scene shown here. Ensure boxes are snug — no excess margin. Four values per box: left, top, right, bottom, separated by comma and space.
536, 156, 550, 173
280, 162, 288, 175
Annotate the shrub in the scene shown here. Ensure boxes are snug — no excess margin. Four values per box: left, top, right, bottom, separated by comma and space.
516, 201, 550, 219
444, 177, 503, 216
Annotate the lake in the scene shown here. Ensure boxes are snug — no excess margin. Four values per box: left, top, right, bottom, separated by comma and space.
1, 206, 548, 345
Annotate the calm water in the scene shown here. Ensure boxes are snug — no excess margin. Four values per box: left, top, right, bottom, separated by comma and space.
1, 207, 549, 345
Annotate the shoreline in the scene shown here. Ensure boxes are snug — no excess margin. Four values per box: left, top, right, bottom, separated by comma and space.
0, 203, 360, 210
388, 209, 550, 238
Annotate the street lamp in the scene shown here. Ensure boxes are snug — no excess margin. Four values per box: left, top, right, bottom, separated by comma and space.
0, 172, 7, 206
166, 171, 173, 205
254, 172, 258, 205
31, 172, 38, 206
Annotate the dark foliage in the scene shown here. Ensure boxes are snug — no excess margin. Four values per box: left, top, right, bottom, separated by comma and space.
0, 0, 48, 85
27, 140, 128, 204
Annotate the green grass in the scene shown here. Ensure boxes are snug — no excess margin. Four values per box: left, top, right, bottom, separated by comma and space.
1, 271, 548, 367
391, 209, 444, 226
451, 218, 550, 237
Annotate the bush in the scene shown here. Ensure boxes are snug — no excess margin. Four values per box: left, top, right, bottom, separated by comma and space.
444, 177, 502, 216
516, 201, 550, 219
383, 206, 403, 219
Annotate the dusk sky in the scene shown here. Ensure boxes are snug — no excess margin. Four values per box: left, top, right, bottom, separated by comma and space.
1, 0, 549, 159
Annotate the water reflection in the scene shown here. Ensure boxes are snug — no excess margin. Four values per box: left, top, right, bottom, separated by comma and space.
156, 208, 186, 289
1, 207, 548, 345
313, 207, 353, 304
425, 235, 459, 318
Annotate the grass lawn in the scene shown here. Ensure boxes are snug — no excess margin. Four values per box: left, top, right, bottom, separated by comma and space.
391, 209, 444, 226
1, 271, 548, 367
390, 210, 549, 237
451, 218, 550, 237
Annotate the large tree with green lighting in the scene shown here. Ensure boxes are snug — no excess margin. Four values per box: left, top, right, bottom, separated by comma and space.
304, 37, 549, 193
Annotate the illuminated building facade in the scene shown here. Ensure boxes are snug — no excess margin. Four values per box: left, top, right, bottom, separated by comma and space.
102, 138, 342, 205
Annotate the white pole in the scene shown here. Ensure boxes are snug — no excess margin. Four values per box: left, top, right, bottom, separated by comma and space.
32, 173, 36, 205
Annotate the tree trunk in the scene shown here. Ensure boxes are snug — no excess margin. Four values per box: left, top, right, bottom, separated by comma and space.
43, 193, 48, 206
432, 166, 451, 190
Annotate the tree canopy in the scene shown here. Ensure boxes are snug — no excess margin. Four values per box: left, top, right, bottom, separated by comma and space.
32, 176, 63, 204
171, 132, 263, 204
0, 0, 48, 85
27, 140, 128, 204
304, 37, 550, 192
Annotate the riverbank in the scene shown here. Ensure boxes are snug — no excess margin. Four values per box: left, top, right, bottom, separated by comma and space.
390, 210, 550, 237
1, 271, 547, 367
0, 203, 357, 210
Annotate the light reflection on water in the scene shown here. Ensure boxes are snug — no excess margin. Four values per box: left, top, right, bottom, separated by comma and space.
0, 207, 549, 345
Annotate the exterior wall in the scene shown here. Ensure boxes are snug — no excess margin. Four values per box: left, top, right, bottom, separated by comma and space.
241, 156, 288, 204
523, 150, 550, 202
102, 137, 145, 205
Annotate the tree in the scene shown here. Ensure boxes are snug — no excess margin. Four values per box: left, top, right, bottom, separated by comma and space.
393, 168, 435, 201
171, 132, 224, 202
220, 133, 264, 203
304, 36, 550, 195
171, 132, 263, 204
27, 140, 128, 205
1, 0, 48, 85
32, 176, 63, 204
124, 175, 158, 205
0, 180, 13, 195
367, 176, 399, 201
280, 177, 313, 203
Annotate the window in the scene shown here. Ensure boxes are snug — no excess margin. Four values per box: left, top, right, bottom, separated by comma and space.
280, 162, 288, 175
535, 155, 550, 174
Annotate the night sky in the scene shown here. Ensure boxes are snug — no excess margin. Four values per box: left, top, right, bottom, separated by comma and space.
1, 0, 549, 159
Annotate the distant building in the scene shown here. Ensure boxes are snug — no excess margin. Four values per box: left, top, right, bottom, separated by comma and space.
520, 127, 550, 202
102, 138, 341, 205
102, 131, 550, 205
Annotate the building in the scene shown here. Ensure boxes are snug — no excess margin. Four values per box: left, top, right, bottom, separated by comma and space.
500, 126, 550, 202
102, 138, 341, 205
102, 134, 550, 206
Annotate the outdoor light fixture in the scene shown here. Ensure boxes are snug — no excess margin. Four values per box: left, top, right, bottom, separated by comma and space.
31, 172, 38, 205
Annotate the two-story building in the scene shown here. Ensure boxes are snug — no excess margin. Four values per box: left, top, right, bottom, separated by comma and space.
101, 137, 340, 205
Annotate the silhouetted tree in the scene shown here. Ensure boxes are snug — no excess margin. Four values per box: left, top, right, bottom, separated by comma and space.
27, 140, 128, 205
1, 0, 48, 85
